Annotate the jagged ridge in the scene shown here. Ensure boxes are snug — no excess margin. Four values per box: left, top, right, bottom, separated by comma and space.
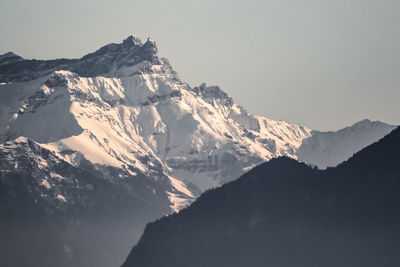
0, 35, 166, 83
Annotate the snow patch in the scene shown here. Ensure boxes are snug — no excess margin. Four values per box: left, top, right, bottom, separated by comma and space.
50, 172, 64, 180
56, 194, 67, 202
41, 179, 51, 189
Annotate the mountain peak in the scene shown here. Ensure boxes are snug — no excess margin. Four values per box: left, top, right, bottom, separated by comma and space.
296, 118, 397, 169
122, 35, 143, 47
0, 51, 24, 66
0, 51, 20, 58
351, 119, 382, 127
343, 119, 395, 133
192, 83, 234, 106
142, 38, 158, 54
13, 136, 29, 143
351, 118, 372, 126
0, 35, 163, 83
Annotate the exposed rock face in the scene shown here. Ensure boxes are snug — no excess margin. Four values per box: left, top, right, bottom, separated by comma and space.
0, 137, 172, 267
0, 35, 161, 83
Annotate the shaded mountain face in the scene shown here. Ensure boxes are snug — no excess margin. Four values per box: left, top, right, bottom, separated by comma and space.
122, 127, 400, 267
0, 35, 160, 83
0, 35, 396, 267
0, 137, 172, 267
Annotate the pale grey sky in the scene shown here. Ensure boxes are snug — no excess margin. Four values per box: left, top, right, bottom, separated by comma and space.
0, 0, 399, 130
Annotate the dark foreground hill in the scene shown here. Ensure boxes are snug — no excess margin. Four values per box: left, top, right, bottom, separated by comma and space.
122, 127, 400, 267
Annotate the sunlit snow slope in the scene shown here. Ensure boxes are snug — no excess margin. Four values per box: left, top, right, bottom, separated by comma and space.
0, 35, 396, 206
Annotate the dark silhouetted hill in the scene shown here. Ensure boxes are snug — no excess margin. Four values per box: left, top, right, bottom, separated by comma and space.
122, 127, 400, 267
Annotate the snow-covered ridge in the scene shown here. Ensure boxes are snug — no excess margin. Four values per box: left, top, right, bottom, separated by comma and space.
296, 119, 397, 168
0, 35, 396, 210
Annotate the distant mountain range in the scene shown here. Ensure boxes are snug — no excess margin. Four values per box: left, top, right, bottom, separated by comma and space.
0, 35, 396, 267
122, 127, 400, 267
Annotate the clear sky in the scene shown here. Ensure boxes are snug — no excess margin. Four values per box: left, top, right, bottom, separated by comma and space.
0, 0, 399, 130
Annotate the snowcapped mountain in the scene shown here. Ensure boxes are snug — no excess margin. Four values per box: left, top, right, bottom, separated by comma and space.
0, 34, 396, 206
0, 34, 396, 267
296, 119, 396, 168
0, 35, 315, 200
